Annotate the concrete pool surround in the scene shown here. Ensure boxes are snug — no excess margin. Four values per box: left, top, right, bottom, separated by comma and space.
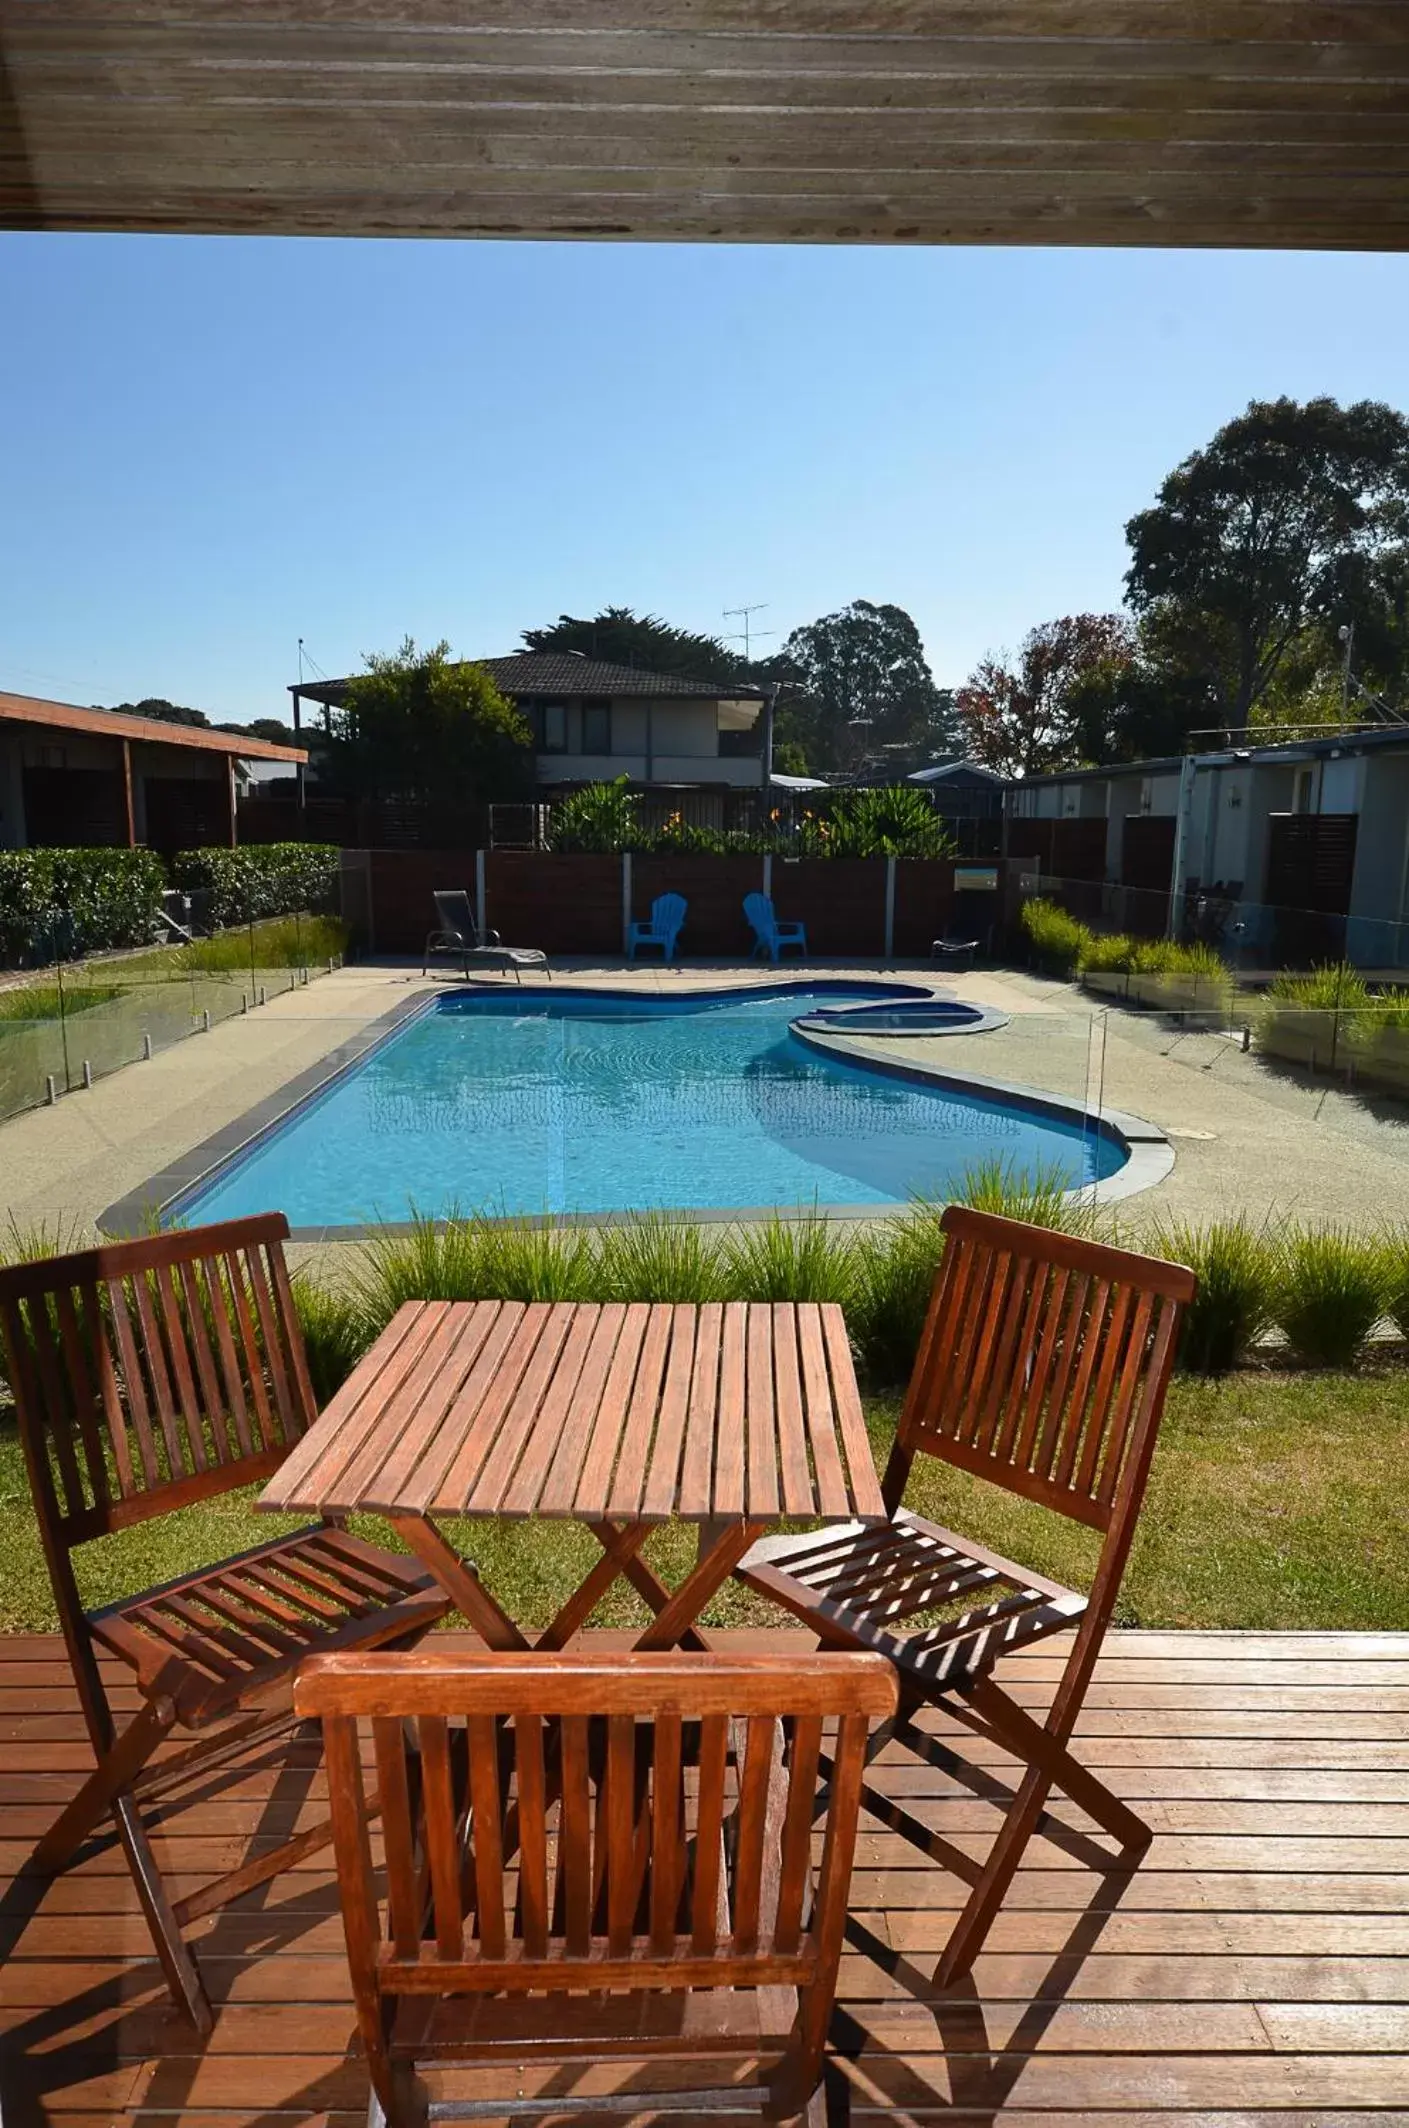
99, 973, 1172, 1239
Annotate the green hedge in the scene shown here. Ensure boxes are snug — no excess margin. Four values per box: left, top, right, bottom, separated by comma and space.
171, 843, 340, 926
0, 848, 167, 965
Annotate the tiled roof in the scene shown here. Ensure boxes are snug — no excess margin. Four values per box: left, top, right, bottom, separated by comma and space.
476, 654, 763, 700
292, 655, 763, 707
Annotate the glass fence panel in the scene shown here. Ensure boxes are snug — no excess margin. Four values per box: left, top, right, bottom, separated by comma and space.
0, 911, 347, 1126
0, 1014, 71, 1121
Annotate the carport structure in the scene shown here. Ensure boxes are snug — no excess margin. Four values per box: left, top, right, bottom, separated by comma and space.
1, 3, 1406, 246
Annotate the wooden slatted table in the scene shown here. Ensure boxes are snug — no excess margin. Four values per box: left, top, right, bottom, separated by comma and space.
259, 1299, 886, 1652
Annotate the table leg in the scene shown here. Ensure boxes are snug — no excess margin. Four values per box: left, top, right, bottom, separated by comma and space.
388, 1514, 530, 1652
538, 1522, 651, 1650
631, 1521, 766, 1652
582, 1522, 711, 1653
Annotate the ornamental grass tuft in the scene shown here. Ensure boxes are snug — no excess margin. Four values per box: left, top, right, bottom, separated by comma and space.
593, 1213, 727, 1304
1273, 1224, 1390, 1370
718, 1209, 861, 1306
1018, 897, 1091, 978
852, 1203, 948, 1385
1147, 1214, 1279, 1375
290, 1271, 369, 1404
954, 1154, 1101, 1235
1381, 1233, 1409, 1345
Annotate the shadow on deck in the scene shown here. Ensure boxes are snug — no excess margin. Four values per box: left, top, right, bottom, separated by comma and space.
2, 1628, 1407, 2126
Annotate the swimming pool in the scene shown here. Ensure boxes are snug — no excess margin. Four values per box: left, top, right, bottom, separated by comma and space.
173, 983, 1127, 1229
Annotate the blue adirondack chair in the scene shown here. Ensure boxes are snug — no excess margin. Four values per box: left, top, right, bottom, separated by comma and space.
744, 891, 808, 963
628, 891, 687, 962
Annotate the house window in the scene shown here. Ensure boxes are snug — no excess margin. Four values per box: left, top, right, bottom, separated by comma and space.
1293, 766, 1315, 814
532, 700, 568, 753
581, 701, 611, 754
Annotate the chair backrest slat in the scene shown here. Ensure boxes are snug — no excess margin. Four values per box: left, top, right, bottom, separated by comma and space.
420, 1714, 464, 1960
730, 1714, 775, 1954
515, 1709, 551, 1958
689, 1710, 729, 1954
155, 1262, 208, 1473
224, 1249, 277, 1447
372, 1715, 424, 1961
773, 1714, 823, 1956
177, 1259, 230, 1464
206, 1257, 256, 1457
894, 1208, 1195, 1535
649, 1707, 685, 1953
560, 1712, 593, 1956
0, 1215, 315, 1546
296, 1651, 896, 2020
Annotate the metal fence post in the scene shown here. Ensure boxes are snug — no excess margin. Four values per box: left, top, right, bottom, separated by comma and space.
884, 856, 896, 960
476, 849, 487, 941
622, 851, 633, 957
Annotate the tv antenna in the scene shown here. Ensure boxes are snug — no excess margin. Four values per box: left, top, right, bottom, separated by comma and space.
723, 603, 774, 665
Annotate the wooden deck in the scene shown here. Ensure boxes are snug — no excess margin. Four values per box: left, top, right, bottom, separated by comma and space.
3, 1628, 1408, 2126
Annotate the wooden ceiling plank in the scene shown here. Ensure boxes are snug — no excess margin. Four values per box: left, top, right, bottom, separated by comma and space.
4, 2, 1407, 247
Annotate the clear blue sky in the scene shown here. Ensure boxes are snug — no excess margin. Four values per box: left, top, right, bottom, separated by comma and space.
2, 236, 1407, 728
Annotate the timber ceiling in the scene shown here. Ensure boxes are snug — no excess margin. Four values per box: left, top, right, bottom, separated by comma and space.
1, 4, 1407, 248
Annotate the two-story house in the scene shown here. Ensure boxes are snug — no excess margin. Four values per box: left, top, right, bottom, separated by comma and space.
290, 653, 769, 796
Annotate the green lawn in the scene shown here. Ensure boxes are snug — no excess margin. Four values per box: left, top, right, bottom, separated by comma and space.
1, 1370, 1406, 1635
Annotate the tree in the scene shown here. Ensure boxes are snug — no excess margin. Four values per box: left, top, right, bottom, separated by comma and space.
772, 600, 953, 774
328, 639, 533, 807
522, 606, 748, 686
216, 717, 302, 744
106, 696, 210, 727
955, 614, 1135, 777
1125, 395, 1409, 727
771, 736, 812, 778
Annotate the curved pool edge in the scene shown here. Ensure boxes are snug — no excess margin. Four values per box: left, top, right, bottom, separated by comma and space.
789, 1024, 1174, 1209
97, 973, 1171, 1239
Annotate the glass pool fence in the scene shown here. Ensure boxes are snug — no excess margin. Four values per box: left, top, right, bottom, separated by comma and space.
0, 910, 342, 1127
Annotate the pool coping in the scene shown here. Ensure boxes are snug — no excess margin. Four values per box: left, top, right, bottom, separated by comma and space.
790, 1026, 1173, 1208
98, 988, 436, 1238
98, 974, 1172, 1239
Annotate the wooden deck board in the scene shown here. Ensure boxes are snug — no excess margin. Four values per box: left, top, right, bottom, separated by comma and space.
1, 1629, 1406, 2125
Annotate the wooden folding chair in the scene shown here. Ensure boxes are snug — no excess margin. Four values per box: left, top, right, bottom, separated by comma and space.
295, 1647, 897, 2128
0, 1213, 452, 2032
735, 1206, 1195, 1989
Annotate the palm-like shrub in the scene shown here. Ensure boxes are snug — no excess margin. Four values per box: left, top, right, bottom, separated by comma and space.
1274, 1225, 1389, 1368
549, 776, 644, 853
823, 786, 957, 859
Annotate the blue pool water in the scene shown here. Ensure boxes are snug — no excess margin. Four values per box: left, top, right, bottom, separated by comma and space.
178, 986, 1124, 1228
